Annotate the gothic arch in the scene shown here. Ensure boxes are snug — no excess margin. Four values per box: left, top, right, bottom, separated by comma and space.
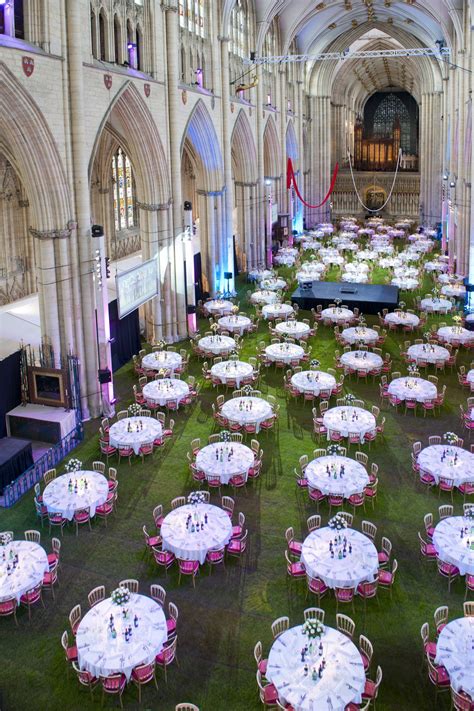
263, 115, 281, 178
180, 99, 224, 192
231, 109, 257, 183
286, 120, 298, 163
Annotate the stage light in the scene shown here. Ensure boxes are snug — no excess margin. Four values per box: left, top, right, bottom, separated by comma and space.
450, 180, 456, 188
443, 174, 448, 180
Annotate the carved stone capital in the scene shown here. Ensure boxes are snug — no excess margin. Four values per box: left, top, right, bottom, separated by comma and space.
136, 198, 172, 211
29, 220, 77, 241
161, 2, 178, 12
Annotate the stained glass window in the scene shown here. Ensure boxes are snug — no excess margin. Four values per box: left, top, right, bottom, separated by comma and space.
365, 92, 418, 155
112, 148, 136, 231
179, 0, 205, 37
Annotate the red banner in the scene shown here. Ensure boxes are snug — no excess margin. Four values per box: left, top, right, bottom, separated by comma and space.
287, 157, 339, 209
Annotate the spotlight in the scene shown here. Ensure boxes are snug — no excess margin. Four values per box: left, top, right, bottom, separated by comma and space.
450, 181, 456, 188
443, 174, 448, 180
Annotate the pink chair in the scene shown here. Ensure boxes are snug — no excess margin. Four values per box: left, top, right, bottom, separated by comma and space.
74, 508, 92, 536
72, 661, 98, 698
206, 547, 226, 573
308, 487, 325, 510
118, 445, 134, 465
438, 476, 454, 502
437, 558, 459, 592
229, 473, 247, 494
48, 511, 67, 536
285, 550, 306, 582
131, 661, 158, 702
419, 469, 436, 490
404, 398, 417, 415
426, 655, 450, 702
20, 584, 45, 621
356, 580, 378, 611
328, 493, 344, 515
226, 529, 248, 562
378, 559, 398, 598
42, 562, 59, 599
99, 439, 117, 462
0, 597, 17, 625
334, 586, 355, 612
153, 546, 176, 576
177, 558, 199, 587
348, 492, 365, 516
100, 673, 127, 708
138, 441, 154, 463
143, 524, 161, 554
418, 532, 437, 561
306, 575, 329, 605
155, 636, 178, 683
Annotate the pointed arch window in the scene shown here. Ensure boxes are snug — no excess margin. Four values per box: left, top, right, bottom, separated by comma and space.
230, 0, 249, 59
0, 0, 24, 38
112, 148, 137, 231
179, 0, 206, 37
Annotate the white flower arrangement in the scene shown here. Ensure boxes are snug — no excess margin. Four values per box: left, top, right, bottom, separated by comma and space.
464, 507, 474, 520
328, 513, 348, 531
65, 458, 82, 473
154, 340, 166, 351
443, 432, 458, 445
188, 491, 207, 505
220, 430, 231, 442
210, 323, 219, 333
242, 385, 253, 396
0, 532, 13, 546
302, 618, 324, 639
345, 394, 356, 404
310, 359, 320, 369
111, 586, 131, 606
327, 444, 344, 456
407, 364, 419, 376
128, 403, 142, 416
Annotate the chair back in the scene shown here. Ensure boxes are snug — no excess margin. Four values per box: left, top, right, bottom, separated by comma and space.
362, 520, 377, 540
88, 585, 105, 608
307, 515, 321, 532
43, 469, 56, 485
150, 584, 166, 607
171, 496, 186, 510
24, 529, 41, 544
336, 613, 355, 638
271, 616, 289, 639
303, 607, 325, 623
118, 578, 139, 593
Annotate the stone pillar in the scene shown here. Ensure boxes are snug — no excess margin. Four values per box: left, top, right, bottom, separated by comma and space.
256, 63, 267, 264
219, 36, 234, 289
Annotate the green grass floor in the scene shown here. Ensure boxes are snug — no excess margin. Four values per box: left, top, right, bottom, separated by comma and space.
0, 255, 471, 711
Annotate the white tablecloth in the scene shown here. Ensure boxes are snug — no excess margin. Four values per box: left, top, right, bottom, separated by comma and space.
76, 594, 167, 681
341, 327, 379, 345
344, 262, 369, 274
420, 297, 453, 312
385, 312, 420, 327
391, 277, 419, 290
267, 624, 365, 711
161, 503, 232, 564
251, 290, 279, 305
195, 443, 254, 485
322, 255, 345, 266
109, 417, 163, 455
321, 307, 354, 324
297, 266, 325, 283
441, 285, 466, 298
388, 377, 437, 403
291, 371, 336, 396
203, 299, 234, 315
407, 344, 450, 364
340, 351, 383, 374
341, 272, 369, 283
323, 407, 376, 443
0, 541, 49, 603
265, 343, 305, 363
301, 527, 379, 589
393, 267, 419, 279
467, 369, 474, 385
142, 351, 182, 374
379, 257, 402, 269
433, 516, 474, 576
142, 378, 190, 407
418, 445, 474, 487
306, 456, 369, 498
275, 321, 311, 339
260, 277, 286, 291
210, 361, 253, 387
249, 269, 273, 282
198, 335, 236, 356
438, 326, 473, 345
425, 261, 448, 273
218, 315, 252, 334
274, 254, 296, 266
262, 303, 294, 320
221, 397, 273, 433
436, 617, 474, 698
43, 470, 109, 521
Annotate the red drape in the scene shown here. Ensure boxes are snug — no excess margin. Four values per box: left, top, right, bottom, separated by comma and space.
286, 157, 339, 209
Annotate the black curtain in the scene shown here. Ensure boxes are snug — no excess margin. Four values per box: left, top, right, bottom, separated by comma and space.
233, 235, 239, 276
194, 252, 204, 301
108, 299, 141, 372
0, 351, 22, 438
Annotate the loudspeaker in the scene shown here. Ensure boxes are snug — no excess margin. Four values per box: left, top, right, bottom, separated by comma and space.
91, 224, 104, 238
187, 304, 196, 315
250, 51, 256, 62
184, 201, 192, 211
98, 368, 112, 384
224, 271, 233, 279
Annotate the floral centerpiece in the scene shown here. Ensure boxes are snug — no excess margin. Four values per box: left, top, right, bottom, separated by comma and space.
154, 340, 166, 351
65, 458, 82, 473
399, 301, 406, 310
310, 359, 320, 370
345, 394, 356, 405
407, 364, 419, 377
220, 430, 231, 443
111, 586, 131, 606
210, 323, 219, 333
242, 384, 253, 396
188, 491, 207, 505
328, 513, 347, 531
0, 532, 13, 546
232, 305, 239, 314
302, 618, 324, 640
327, 444, 344, 456
128, 403, 142, 416
443, 432, 458, 445
464, 507, 474, 521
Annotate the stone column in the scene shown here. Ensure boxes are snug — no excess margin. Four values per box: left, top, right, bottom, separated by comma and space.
255, 63, 267, 264
219, 35, 234, 289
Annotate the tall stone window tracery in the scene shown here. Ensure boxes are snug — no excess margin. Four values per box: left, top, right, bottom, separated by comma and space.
112, 148, 137, 232
178, 0, 210, 88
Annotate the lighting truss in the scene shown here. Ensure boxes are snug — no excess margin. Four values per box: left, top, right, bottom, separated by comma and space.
244, 46, 451, 65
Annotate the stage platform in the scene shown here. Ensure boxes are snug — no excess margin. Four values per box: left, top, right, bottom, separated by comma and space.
291, 281, 399, 315
6, 404, 77, 445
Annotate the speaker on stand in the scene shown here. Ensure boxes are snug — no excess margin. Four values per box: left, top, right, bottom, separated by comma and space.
223, 271, 233, 298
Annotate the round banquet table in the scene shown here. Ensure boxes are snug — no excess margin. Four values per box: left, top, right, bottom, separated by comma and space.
420, 297, 453, 313
425, 260, 448, 273
251, 290, 279, 305
262, 303, 294, 320
388, 376, 437, 403
218, 315, 252, 335
340, 327, 379, 346
43, 470, 109, 521
435, 617, 474, 699
296, 267, 324, 282
248, 268, 273, 282
265, 343, 305, 364
0, 540, 49, 603
323, 406, 376, 444
438, 326, 474, 345
391, 277, 419, 290
198, 335, 236, 356
142, 378, 190, 407
373, 243, 394, 254
161, 503, 232, 564
441, 284, 466, 299
341, 272, 368, 283
467, 369, 474, 386
274, 254, 296, 266
275, 321, 311, 339
76, 593, 167, 682
259, 277, 286, 291
109, 416, 163, 455
385, 311, 420, 328
393, 266, 419, 279
195, 442, 254, 485
379, 257, 402, 269
322, 255, 345, 266
291, 370, 336, 396
221, 396, 273, 434
417, 445, 474, 487
433, 516, 474, 576
301, 527, 379, 590
438, 273, 463, 284
301, 240, 321, 251
203, 299, 234, 315
266, 624, 365, 711
210, 360, 253, 388
407, 344, 450, 365
298, 262, 325, 275
340, 351, 383, 374
357, 250, 377, 261
344, 262, 369, 273
320, 307, 354, 324
142, 351, 182, 374
305, 456, 369, 498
